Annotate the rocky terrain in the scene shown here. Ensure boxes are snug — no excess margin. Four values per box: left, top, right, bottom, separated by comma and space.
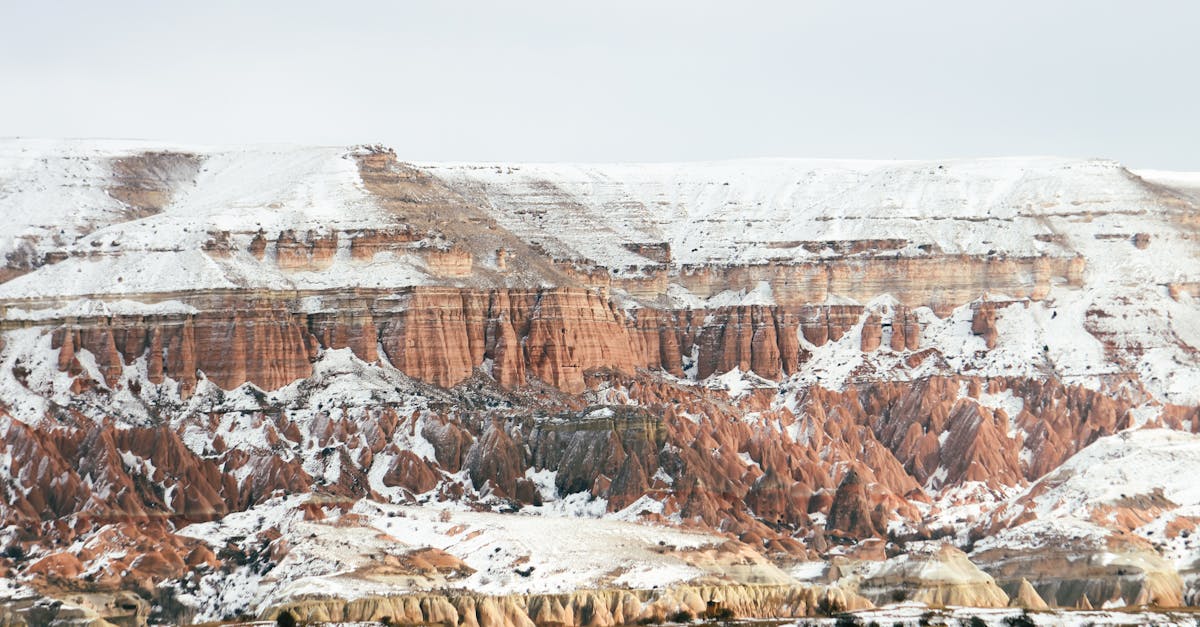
0, 139, 1197, 625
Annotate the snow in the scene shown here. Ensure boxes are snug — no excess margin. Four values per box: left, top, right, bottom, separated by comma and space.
0, 139, 174, 263
757, 282, 1200, 405
0, 327, 76, 423
918, 482, 1023, 546
176, 493, 311, 547
668, 281, 776, 309
1135, 169, 1200, 192
174, 494, 736, 617
2, 142, 1195, 302
705, 367, 775, 399
2, 298, 197, 320
425, 157, 1176, 268
359, 501, 721, 595
523, 467, 559, 503
1, 142, 1199, 619
1024, 429, 1200, 520
789, 561, 828, 581
423, 155, 1199, 404
976, 430, 1200, 555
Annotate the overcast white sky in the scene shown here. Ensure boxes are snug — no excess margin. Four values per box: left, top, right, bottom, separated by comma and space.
2, 1, 1197, 169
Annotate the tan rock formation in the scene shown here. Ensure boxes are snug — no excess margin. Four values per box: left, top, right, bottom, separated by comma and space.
347, 227, 421, 260
672, 255, 1083, 311
854, 545, 1009, 608
1009, 578, 1049, 609
426, 246, 474, 277
265, 583, 871, 626
975, 540, 1184, 609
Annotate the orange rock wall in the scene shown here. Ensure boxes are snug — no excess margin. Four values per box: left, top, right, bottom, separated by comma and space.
53, 301, 317, 396
44, 288, 923, 395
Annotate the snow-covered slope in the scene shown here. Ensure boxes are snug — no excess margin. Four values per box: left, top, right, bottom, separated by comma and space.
426, 157, 1198, 281
994, 430, 1200, 513
173, 495, 775, 620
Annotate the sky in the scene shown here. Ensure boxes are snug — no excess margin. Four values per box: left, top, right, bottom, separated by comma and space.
2, 1, 1198, 169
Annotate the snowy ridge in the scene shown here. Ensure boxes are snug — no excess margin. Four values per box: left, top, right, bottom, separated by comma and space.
425, 156, 1199, 278
0, 140, 1197, 300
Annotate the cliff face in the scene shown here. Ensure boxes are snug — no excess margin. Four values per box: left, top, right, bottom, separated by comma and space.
51, 299, 317, 395
38, 288, 917, 396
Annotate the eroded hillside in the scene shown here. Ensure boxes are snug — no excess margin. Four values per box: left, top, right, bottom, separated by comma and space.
0, 139, 1197, 625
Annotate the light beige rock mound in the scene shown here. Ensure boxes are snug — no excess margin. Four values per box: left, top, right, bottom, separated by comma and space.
1009, 578, 1050, 610
850, 544, 1009, 608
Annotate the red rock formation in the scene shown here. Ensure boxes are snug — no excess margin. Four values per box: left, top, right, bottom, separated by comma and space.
39, 288, 939, 397
347, 227, 420, 260
522, 289, 640, 393
309, 309, 379, 363
377, 289, 482, 389
276, 229, 338, 271
971, 302, 1000, 349
52, 300, 315, 396
693, 306, 801, 380
826, 470, 884, 539
861, 313, 882, 352
890, 306, 921, 351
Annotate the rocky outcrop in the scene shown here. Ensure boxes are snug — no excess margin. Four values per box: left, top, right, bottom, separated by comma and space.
890, 305, 921, 351
693, 306, 802, 380
347, 227, 421, 260
0, 590, 149, 627
852, 545, 1010, 608
374, 288, 642, 393
3, 143, 1199, 623
826, 470, 884, 539
673, 255, 1083, 311
971, 301, 1000, 349
1009, 578, 1049, 610
860, 312, 882, 352
265, 583, 871, 626
275, 229, 338, 271
107, 150, 203, 220
976, 542, 1184, 609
